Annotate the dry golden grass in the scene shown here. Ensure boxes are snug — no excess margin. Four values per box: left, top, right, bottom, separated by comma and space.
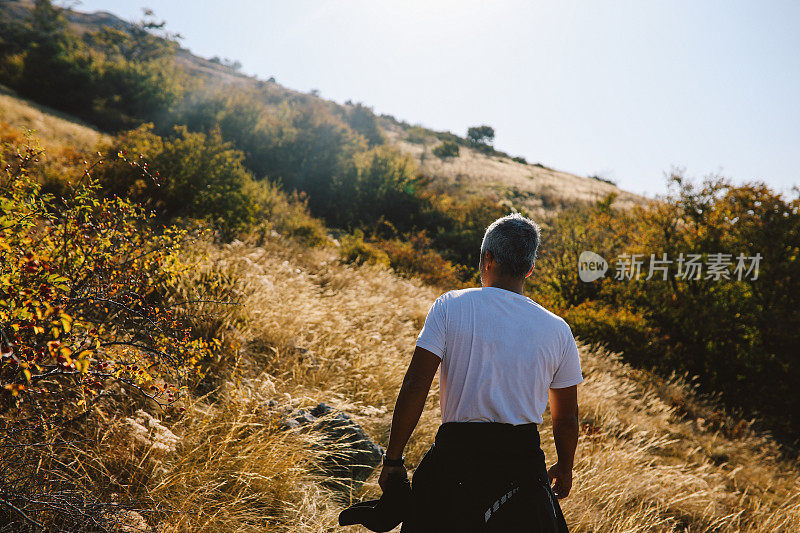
151, 388, 342, 533
554, 351, 800, 531
381, 121, 645, 218
0, 88, 108, 152
116, 235, 796, 532
0, 90, 110, 188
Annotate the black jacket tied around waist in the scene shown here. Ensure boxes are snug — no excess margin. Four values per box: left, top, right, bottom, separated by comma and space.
338, 421, 569, 532
400, 422, 569, 533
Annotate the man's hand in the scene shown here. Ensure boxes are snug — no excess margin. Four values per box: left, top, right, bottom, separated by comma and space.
378, 464, 408, 491
547, 462, 573, 499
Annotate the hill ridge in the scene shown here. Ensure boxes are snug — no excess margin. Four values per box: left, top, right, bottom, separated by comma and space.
0, 0, 645, 214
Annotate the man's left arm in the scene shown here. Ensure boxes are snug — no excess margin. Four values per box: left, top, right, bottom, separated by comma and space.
379, 346, 441, 489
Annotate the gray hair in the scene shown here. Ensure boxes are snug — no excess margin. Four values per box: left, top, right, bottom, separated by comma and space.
480, 213, 541, 278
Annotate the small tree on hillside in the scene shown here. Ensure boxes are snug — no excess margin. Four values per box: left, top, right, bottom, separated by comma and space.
467, 125, 495, 146
432, 140, 460, 159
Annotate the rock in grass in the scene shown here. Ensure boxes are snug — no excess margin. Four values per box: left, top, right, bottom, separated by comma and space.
283, 403, 383, 493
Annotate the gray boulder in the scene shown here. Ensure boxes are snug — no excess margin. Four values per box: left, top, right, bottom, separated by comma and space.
283, 403, 383, 494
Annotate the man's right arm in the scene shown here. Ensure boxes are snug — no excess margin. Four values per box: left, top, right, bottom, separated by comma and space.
547, 385, 579, 499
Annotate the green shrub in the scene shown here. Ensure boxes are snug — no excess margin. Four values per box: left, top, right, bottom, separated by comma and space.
0, 52, 24, 86
329, 146, 427, 231
244, 181, 328, 247
532, 177, 800, 439
405, 126, 429, 144
0, 1, 183, 130
339, 229, 390, 266
342, 102, 384, 147
173, 92, 367, 217
561, 302, 657, 364
430, 196, 511, 269
432, 140, 460, 159
11, 1, 96, 113
466, 125, 494, 146
98, 124, 253, 235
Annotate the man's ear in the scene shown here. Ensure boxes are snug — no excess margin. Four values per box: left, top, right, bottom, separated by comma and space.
524, 262, 535, 279
482, 251, 495, 271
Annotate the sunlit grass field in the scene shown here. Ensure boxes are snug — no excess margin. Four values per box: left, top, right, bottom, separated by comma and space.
129, 236, 797, 532
1, 90, 797, 532
0, 87, 107, 152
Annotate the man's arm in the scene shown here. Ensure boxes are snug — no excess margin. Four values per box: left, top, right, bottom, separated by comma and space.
379, 346, 441, 489
547, 385, 579, 499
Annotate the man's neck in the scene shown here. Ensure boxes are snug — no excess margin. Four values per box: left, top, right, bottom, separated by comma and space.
483, 280, 525, 295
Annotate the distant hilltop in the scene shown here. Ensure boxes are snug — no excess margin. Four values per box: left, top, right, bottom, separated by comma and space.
0, 0, 645, 215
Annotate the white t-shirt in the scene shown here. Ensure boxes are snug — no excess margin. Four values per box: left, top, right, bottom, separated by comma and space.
416, 287, 583, 425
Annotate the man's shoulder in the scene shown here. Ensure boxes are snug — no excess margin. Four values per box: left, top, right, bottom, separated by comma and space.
438, 288, 481, 301
527, 299, 570, 328
434, 288, 491, 308
521, 302, 574, 350
438, 289, 570, 325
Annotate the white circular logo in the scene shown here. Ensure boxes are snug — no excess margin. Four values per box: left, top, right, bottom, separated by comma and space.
578, 251, 608, 282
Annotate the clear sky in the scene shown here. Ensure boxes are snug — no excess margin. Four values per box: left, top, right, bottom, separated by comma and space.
76, 0, 800, 197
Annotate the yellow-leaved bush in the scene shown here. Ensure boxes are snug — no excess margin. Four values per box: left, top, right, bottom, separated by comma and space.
0, 141, 217, 419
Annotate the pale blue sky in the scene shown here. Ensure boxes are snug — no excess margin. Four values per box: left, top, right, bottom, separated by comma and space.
77, 0, 800, 197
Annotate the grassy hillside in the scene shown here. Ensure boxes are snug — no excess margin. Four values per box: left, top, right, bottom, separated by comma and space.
143, 235, 799, 531
2, 3, 798, 531
0, 84, 107, 151
2, 94, 797, 530
0, 0, 639, 218
381, 119, 644, 219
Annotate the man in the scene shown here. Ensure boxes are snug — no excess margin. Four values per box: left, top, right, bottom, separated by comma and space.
379, 213, 582, 532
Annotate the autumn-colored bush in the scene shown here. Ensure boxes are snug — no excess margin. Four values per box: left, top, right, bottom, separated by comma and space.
0, 141, 217, 529
338, 230, 390, 267
532, 176, 800, 440
375, 232, 464, 287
